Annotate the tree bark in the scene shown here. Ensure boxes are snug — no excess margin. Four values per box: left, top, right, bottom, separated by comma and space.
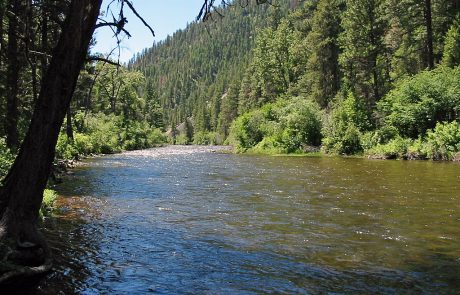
5, 0, 21, 150
25, 0, 39, 104
424, 0, 434, 69
40, 0, 48, 78
66, 106, 73, 140
0, 2, 5, 62
0, 3, 5, 133
0, 0, 102, 283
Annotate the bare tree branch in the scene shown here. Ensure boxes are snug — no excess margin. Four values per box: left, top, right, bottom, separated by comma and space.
123, 0, 155, 38
87, 56, 121, 67
95, 21, 132, 38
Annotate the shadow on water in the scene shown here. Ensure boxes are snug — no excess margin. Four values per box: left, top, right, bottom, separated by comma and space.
5, 196, 103, 295
11, 146, 459, 294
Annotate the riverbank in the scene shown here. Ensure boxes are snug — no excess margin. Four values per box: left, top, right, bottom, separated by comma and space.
234, 145, 460, 162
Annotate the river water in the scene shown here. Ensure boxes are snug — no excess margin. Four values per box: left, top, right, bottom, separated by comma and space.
32, 146, 459, 294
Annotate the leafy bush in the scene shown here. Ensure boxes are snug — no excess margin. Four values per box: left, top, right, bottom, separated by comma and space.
229, 110, 267, 151
364, 122, 460, 161
278, 98, 323, 152
56, 134, 78, 160
193, 131, 222, 145
0, 138, 14, 180
55, 113, 167, 160
193, 131, 211, 145
366, 136, 412, 159
407, 138, 428, 160
360, 132, 379, 152
40, 189, 58, 218
361, 126, 399, 151
122, 121, 164, 150
322, 92, 370, 155
252, 136, 285, 154
147, 128, 167, 146
175, 134, 189, 145
85, 113, 123, 154
424, 121, 460, 160
229, 97, 322, 153
73, 133, 94, 155
378, 66, 460, 138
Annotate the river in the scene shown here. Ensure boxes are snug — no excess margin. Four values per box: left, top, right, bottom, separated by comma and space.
32, 145, 460, 294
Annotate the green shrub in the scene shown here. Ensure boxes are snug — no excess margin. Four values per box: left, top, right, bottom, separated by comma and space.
442, 18, 460, 68
147, 128, 167, 146
85, 114, 123, 154
361, 126, 399, 152
55, 134, 78, 160
73, 133, 94, 155
193, 131, 212, 145
229, 97, 322, 153
407, 138, 428, 160
378, 66, 460, 138
0, 138, 14, 180
366, 136, 412, 159
323, 124, 363, 155
193, 131, 222, 145
40, 189, 58, 217
175, 134, 189, 145
253, 136, 285, 154
278, 98, 323, 152
229, 110, 266, 150
322, 92, 370, 155
424, 121, 460, 160
54, 113, 167, 161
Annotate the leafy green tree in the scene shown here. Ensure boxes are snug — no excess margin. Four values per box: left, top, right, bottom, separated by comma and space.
378, 66, 460, 138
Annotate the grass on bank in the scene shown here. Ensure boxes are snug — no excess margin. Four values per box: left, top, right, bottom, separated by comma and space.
39, 189, 58, 218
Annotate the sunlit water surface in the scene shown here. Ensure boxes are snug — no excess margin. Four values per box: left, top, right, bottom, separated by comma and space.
31, 146, 460, 294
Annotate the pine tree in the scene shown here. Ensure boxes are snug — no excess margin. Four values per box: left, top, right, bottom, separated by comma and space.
300, 0, 344, 107
442, 18, 460, 67
339, 0, 389, 109
146, 81, 164, 129
219, 82, 239, 138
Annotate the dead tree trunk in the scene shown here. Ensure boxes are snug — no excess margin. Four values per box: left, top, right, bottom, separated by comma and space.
0, 0, 102, 283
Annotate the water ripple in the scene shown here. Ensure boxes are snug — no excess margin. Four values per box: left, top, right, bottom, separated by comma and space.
32, 146, 460, 294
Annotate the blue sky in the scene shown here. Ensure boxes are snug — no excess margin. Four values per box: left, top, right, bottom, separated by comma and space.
93, 0, 206, 62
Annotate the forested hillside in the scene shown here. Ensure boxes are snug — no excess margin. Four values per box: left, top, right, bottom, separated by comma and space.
131, 0, 460, 160
128, 0, 297, 143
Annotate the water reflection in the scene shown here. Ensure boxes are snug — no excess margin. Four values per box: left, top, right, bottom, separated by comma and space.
29, 146, 460, 294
